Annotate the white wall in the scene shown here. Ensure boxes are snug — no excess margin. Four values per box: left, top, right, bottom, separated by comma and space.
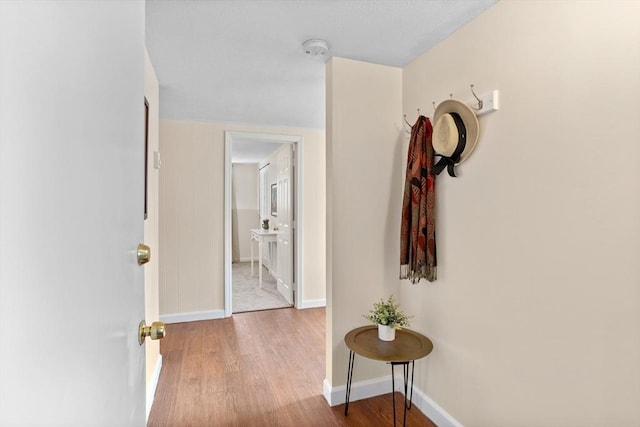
326, 57, 403, 386
159, 120, 326, 319
231, 163, 259, 261
399, 1, 640, 425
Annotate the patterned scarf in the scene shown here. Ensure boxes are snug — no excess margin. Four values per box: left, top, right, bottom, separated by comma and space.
400, 115, 437, 283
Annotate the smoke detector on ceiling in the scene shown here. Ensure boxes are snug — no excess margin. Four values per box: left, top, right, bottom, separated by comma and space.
302, 39, 329, 57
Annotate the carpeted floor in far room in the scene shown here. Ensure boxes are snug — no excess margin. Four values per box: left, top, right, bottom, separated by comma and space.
232, 261, 291, 313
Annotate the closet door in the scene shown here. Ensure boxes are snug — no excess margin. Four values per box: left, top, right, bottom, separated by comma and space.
276, 145, 293, 304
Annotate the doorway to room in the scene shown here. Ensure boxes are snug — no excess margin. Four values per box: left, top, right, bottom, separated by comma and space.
224, 131, 302, 315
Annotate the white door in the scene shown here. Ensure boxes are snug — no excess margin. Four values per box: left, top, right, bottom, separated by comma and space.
276, 145, 294, 304
0, 3, 147, 426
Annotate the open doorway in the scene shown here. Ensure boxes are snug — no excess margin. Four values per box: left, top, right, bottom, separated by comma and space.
224, 131, 302, 316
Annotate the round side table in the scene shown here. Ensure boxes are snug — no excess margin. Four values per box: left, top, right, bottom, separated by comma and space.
344, 326, 433, 427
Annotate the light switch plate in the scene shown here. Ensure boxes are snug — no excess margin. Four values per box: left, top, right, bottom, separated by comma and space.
153, 151, 161, 169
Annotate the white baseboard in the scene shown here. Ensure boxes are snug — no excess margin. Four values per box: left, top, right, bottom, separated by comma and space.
160, 309, 225, 324
323, 376, 392, 406
146, 355, 163, 421
299, 298, 326, 309
410, 385, 463, 427
323, 376, 463, 427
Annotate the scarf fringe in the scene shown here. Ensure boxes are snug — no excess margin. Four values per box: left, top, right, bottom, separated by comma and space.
400, 264, 437, 284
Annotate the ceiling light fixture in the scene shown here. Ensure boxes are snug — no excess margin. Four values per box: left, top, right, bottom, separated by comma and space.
302, 39, 329, 56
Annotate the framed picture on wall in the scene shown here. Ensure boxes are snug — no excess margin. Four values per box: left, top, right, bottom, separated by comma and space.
271, 183, 278, 216
143, 97, 149, 220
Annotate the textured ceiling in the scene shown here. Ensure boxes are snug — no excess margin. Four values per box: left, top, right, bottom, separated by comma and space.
232, 139, 283, 163
145, 0, 498, 130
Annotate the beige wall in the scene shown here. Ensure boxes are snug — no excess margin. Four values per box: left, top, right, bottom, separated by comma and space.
159, 119, 326, 317
327, 1, 640, 424
398, 1, 639, 425
326, 57, 403, 384
231, 163, 259, 261
143, 49, 161, 407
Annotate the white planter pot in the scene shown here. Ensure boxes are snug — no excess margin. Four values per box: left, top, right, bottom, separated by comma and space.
377, 324, 396, 341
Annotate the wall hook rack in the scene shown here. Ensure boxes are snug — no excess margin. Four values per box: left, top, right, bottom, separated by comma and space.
465, 84, 499, 116
432, 86, 499, 118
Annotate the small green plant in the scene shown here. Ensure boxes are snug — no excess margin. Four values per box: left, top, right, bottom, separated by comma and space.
364, 295, 412, 330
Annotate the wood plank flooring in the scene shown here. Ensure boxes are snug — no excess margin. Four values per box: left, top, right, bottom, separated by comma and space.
147, 308, 435, 426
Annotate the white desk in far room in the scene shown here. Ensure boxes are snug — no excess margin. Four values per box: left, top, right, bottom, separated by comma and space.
250, 229, 278, 288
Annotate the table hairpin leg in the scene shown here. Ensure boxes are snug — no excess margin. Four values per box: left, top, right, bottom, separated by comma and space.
344, 350, 355, 415
402, 362, 411, 425
391, 360, 416, 427
391, 363, 396, 426
408, 360, 415, 409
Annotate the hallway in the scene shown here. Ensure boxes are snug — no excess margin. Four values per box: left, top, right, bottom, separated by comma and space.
147, 308, 435, 426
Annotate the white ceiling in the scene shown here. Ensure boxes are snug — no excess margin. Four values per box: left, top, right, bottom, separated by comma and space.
145, 0, 498, 131
231, 138, 283, 163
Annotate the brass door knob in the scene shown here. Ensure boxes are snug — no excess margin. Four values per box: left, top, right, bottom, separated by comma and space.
137, 243, 151, 265
138, 321, 166, 345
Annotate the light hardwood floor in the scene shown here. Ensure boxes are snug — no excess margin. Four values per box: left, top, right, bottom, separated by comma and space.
147, 307, 435, 426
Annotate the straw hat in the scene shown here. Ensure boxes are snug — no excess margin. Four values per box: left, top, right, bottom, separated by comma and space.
432, 99, 479, 166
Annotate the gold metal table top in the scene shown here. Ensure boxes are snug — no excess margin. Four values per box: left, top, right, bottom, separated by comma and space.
344, 326, 433, 362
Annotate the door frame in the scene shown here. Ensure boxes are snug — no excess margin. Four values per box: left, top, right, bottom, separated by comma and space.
224, 131, 303, 316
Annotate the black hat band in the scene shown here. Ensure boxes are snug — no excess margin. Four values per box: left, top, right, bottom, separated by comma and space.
433, 112, 467, 177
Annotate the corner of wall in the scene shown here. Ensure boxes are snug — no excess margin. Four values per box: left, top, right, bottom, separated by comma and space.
326, 56, 403, 388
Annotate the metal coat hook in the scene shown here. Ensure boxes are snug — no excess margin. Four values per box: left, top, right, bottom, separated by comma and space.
403, 108, 421, 133
402, 114, 411, 133
470, 84, 483, 110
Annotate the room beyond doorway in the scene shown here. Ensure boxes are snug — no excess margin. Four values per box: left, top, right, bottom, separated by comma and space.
224, 131, 303, 316
231, 261, 290, 313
